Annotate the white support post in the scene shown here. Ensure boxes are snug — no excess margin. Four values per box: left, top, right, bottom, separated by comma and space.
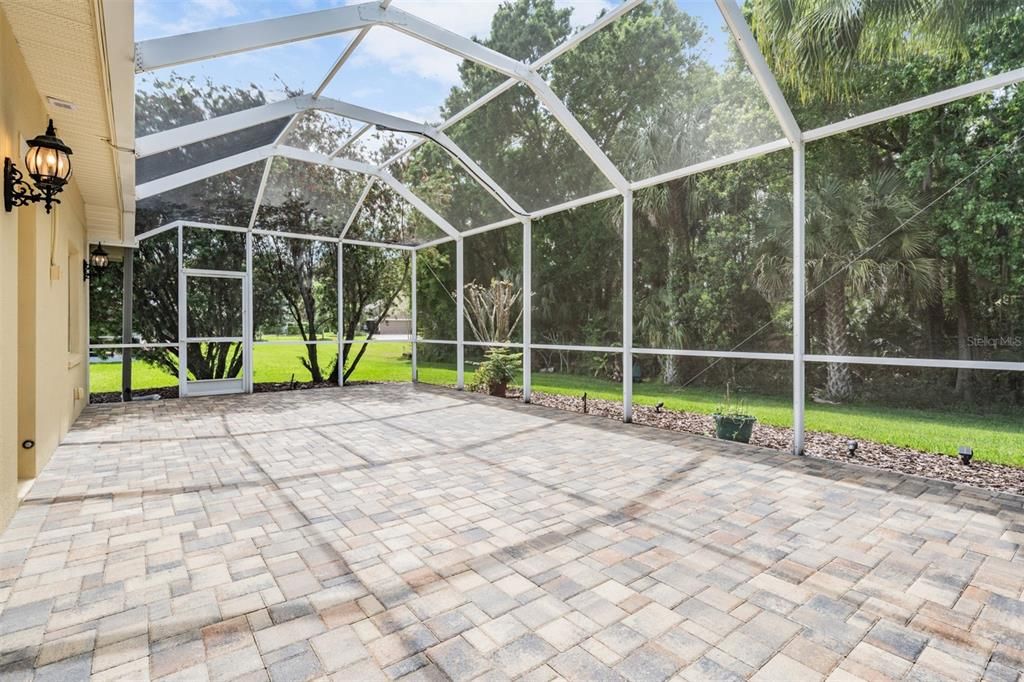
792, 142, 806, 455
121, 248, 134, 401
622, 190, 633, 423
244, 230, 254, 393
522, 219, 532, 403
411, 250, 418, 383
337, 242, 345, 387
177, 225, 187, 395
456, 237, 465, 390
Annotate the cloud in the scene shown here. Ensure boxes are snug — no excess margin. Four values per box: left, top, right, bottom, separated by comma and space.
135, 0, 243, 38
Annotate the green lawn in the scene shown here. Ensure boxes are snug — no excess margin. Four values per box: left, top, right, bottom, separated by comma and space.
91, 340, 1023, 467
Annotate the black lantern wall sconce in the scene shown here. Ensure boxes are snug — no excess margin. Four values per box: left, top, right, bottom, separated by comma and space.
83, 243, 109, 281
4, 119, 73, 214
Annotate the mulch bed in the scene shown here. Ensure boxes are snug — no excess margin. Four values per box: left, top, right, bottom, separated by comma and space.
89, 387, 179, 404
508, 389, 1024, 497
253, 381, 337, 393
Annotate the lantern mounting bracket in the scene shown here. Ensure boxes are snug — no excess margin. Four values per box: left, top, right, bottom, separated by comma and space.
4, 157, 51, 213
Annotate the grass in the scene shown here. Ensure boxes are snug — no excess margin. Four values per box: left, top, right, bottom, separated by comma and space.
90, 339, 1024, 467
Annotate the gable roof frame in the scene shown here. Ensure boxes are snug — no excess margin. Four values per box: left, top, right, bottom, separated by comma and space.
135, 2, 629, 198
135, 143, 460, 240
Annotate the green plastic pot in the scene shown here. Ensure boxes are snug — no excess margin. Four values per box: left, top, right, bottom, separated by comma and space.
713, 414, 756, 443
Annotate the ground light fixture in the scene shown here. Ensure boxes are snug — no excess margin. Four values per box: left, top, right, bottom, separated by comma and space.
959, 446, 974, 466
4, 119, 73, 214
847, 440, 858, 456
84, 243, 109, 281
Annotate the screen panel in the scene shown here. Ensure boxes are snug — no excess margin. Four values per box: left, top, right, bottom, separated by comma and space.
464, 228, 524, 344
133, 230, 179, 345
183, 226, 245, 271
803, 363, 1022, 467
529, 349, 624, 417
344, 341, 413, 384
633, 149, 792, 354
633, 355, 793, 438
545, 0, 783, 183
445, 81, 613, 214
135, 162, 264, 236
742, 0, 1024, 131
346, 183, 448, 245
137, 118, 291, 185
253, 235, 338, 347
532, 196, 623, 347
415, 342, 459, 386
805, 92, 1024, 370
416, 242, 457, 341
253, 157, 367, 237
253, 342, 338, 387
395, 143, 512, 232
135, 34, 351, 135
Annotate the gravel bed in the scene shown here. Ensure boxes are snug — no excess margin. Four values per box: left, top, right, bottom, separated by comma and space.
509, 389, 1024, 496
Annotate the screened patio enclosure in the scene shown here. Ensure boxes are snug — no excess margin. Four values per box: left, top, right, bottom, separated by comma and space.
93, 0, 1024, 454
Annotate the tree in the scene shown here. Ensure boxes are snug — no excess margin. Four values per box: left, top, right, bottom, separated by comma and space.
746, 0, 1016, 109
253, 219, 336, 383
755, 170, 940, 401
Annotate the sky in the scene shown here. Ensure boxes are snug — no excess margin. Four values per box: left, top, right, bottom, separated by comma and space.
135, 0, 735, 125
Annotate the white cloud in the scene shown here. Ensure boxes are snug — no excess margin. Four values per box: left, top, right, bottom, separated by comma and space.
135, 0, 242, 38
355, 29, 465, 86
346, 0, 615, 89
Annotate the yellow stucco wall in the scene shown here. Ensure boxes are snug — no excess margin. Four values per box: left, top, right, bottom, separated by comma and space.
1, 7, 89, 531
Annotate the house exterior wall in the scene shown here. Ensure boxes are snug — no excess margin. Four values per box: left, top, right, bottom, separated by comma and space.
0, 6, 89, 531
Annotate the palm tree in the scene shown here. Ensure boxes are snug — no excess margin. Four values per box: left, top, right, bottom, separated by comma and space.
755, 170, 940, 402
747, 0, 1017, 105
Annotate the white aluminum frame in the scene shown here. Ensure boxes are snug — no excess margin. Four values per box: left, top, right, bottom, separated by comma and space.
118, 0, 1024, 461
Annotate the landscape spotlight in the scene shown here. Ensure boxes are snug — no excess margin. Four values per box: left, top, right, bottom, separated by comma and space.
958, 446, 973, 466
847, 440, 858, 455
655, 401, 664, 413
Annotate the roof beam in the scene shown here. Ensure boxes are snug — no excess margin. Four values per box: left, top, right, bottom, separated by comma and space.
135, 4, 371, 72
135, 2, 531, 80
340, 178, 375, 239
379, 0, 644, 171
803, 66, 1024, 142
431, 130, 526, 215
376, 172, 460, 239
714, 0, 801, 145
136, 97, 308, 157
524, 75, 629, 193
136, 145, 275, 199
136, 94, 524, 218
136, 94, 433, 158
137, 143, 458, 239
330, 122, 373, 159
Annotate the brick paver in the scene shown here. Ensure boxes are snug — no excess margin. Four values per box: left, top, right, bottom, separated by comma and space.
0, 384, 1022, 681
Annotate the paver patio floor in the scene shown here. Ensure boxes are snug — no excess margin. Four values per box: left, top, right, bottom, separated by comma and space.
1, 384, 1023, 681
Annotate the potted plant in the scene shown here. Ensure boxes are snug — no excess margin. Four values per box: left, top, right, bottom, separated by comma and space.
713, 384, 756, 443
471, 348, 522, 397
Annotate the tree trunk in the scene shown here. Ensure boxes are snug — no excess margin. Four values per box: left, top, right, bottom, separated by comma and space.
953, 255, 973, 401
654, 178, 692, 385
823, 276, 853, 402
